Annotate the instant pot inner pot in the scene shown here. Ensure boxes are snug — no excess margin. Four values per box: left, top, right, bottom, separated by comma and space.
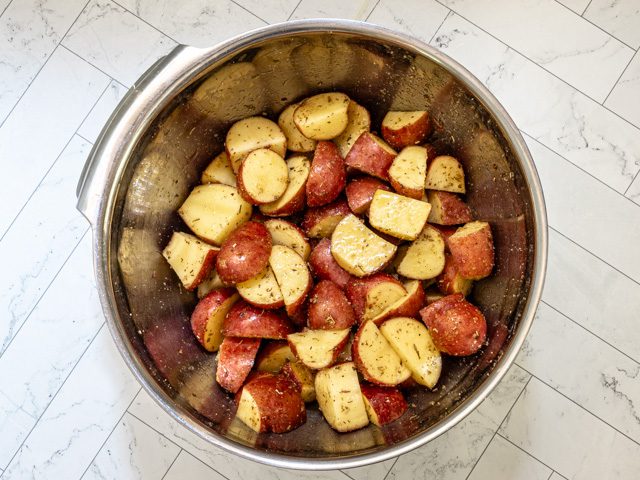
114, 32, 533, 457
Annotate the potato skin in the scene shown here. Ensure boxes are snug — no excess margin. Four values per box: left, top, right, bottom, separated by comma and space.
345, 273, 404, 322
216, 222, 272, 283
223, 301, 294, 339
447, 222, 495, 280
308, 238, 352, 289
360, 384, 408, 426
427, 191, 473, 226
306, 141, 346, 207
344, 132, 397, 180
190, 287, 239, 351
381, 111, 431, 150
437, 253, 473, 296
345, 176, 390, 214
302, 198, 350, 238
216, 337, 261, 393
419, 293, 487, 356
308, 280, 356, 330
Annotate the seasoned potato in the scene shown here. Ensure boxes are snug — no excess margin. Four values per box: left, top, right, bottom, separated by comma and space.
223, 301, 294, 339
437, 254, 474, 296
190, 288, 239, 351
369, 190, 431, 240
307, 280, 356, 330
396, 224, 446, 280
269, 245, 312, 316
345, 176, 390, 215
162, 231, 219, 290
447, 221, 495, 280
344, 132, 397, 180
255, 341, 295, 373
369, 280, 425, 324
308, 238, 352, 289
282, 361, 316, 403
346, 273, 406, 323
260, 155, 310, 216
388, 146, 428, 199
278, 102, 316, 152
381, 110, 431, 149
287, 328, 351, 370
237, 148, 289, 205
215, 336, 261, 393
236, 265, 284, 309
201, 151, 236, 187
427, 190, 473, 225
334, 101, 371, 158
424, 155, 465, 193
264, 219, 311, 260
225, 116, 287, 173
216, 221, 271, 284
293, 92, 350, 140
306, 141, 347, 207
302, 198, 350, 238
361, 384, 408, 426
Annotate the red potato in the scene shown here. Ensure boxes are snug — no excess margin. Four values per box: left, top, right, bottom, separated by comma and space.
197, 268, 230, 299
381, 110, 431, 150
306, 141, 347, 207
287, 328, 351, 369
215, 337, 261, 393
334, 101, 371, 158
346, 273, 407, 323
201, 151, 237, 187
216, 221, 272, 284
344, 132, 397, 180
255, 341, 296, 372
419, 293, 487, 356
264, 219, 311, 261
225, 116, 287, 173
223, 301, 294, 339
302, 198, 350, 238
237, 148, 289, 205
427, 190, 473, 225
447, 221, 495, 280
236, 265, 284, 309
293, 92, 350, 140
437, 254, 473, 296
360, 384, 408, 426
345, 176, 391, 215
307, 280, 356, 330
396, 224, 446, 280
269, 245, 313, 316
368, 190, 431, 241
308, 238, 352, 289
190, 288, 240, 352
260, 155, 310, 217
388, 146, 428, 199
424, 155, 466, 194
278, 102, 317, 152
235, 373, 306, 433
162, 231, 219, 290
282, 361, 316, 402
370, 280, 425, 324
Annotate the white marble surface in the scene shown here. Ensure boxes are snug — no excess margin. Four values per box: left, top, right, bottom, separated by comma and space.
1, 0, 640, 479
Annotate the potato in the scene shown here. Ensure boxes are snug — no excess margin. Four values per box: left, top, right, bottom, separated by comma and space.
388, 146, 428, 199
334, 101, 371, 158
282, 361, 316, 402
360, 384, 408, 426
419, 293, 487, 356
331, 214, 397, 277
293, 92, 350, 140
424, 155, 465, 193
381, 110, 431, 149
216, 221, 272, 284
255, 341, 295, 372
223, 300, 294, 339
197, 268, 230, 299
369, 190, 431, 240
215, 336, 261, 393
237, 148, 289, 205
190, 288, 239, 351
225, 116, 287, 173
302, 198, 350, 238
264, 219, 311, 260
162, 231, 219, 290
424, 289, 446, 305
287, 328, 351, 369
396, 224, 446, 280
178, 184, 252, 246
307, 280, 356, 330
352, 320, 411, 386
379, 317, 442, 388
306, 141, 347, 207
201, 151, 236, 187
260, 155, 310, 216
344, 132, 397, 180
308, 238, 352, 289
427, 190, 473, 225
236, 265, 284, 309
236, 373, 306, 433
437, 254, 473, 296
345, 176, 391, 215
315, 362, 369, 432
269, 245, 312, 316
278, 102, 317, 152
370, 280, 425, 324
447, 221, 495, 280
346, 273, 406, 323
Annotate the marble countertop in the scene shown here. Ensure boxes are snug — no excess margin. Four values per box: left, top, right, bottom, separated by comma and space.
1, 0, 639, 479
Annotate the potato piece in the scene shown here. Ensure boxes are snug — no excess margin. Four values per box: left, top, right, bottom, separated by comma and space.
307, 280, 356, 330
381, 111, 431, 149
282, 361, 316, 402
437, 254, 473, 296
201, 151, 236, 187
447, 221, 495, 280
178, 184, 252, 246
260, 155, 310, 216
346, 274, 406, 323
287, 329, 351, 369
379, 317, 442, 388
264, 219, 311, 260
424, 155, 465, 193
197, 268, 230, 299
369, 190, 431, 241
236, 265, 284, 309
216, 221, 271, 284
215, 337, 261, 393
345, 132, 397, 180
293, 92, 350, 140
302, 198, 350, 238
424, 289, 446, 305
427, 190, 473, 225
308, 238, 352, 289
190, 288, 239, 351
223, 300, 294, 339
315, 362, 369, 432
397, 224, 446, 280
278, 102, 317, 152
162, 231, 219, 290
269, 245, 312, 316
334, 101, 371, 158
306, 141, 346, 207
360, 384, 408, 426
225, 116, 287, 173
237, 149, 289, 205
255, 341, 295, 372
352, 321, 411, 386
419, 293, 487, 356
345, 176, 390, 215
370, 280, 425, 324
388, 146, 427, 199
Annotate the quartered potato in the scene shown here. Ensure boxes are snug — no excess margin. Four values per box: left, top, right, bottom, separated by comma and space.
225, 116, 287, 173
293, 92, 350, 140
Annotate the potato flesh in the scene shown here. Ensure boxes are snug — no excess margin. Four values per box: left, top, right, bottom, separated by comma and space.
334, 101, 371, 158
236, 265, 284, 307
240, 149, 289, 203
356, 321, 411, 385
256, 344, 295, 372
260, 156, 310, 215
278, 103, 317, 152
197, 268, 228, 299
293, 93, 350, 140
362, 282, 407, 322
315, 362, 369, 432
369, 190, 431, 240
379, 317, 442, 388
178, 184, 252, 246
201, 151, 237, 187
264, 219, 311, 260
287, 329, 350, 369
226, 116, 287, 172
236, 389, 264, 432
397, 224, 445, 280
162, 231, 218, 289
371, 280, 421, 322
203, 294, 239, 351
424, 155, 465, 193
331, 214, 397, 277
388, 146, 427, 194
269, 245, 310, 309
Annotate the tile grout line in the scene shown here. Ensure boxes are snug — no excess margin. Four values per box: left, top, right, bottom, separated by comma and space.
110, 0, 180, 45
159, 448, 183, 480
602, 49, 637, 105
546, 471, 554, 480
581, 0, 594, 16
287, 0, 303, 20
429, 9, 454, 44
364, 0, 381, 21
0, 0, 13, 18
60, 44, 128, 87
228, 0, 269, 25
381, 456, 399, 480
624, 170, 640, 196
495, 432, 558, 475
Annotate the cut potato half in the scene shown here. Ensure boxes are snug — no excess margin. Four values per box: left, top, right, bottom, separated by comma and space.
397, 224, 446, 280
293, 92, 350, 140
264, 219, 311, 260
260, 156, 310, 216
269, 245, 312, 315
334, 101, 371, 158
424, 155, 465, 193
388, 146, 427, 199
201, 151, 237, 187
381, 110, 431, 149
225, 116, 287, 173
287, 328, 351, 369
278, 102, 317, 152
162, 231, 219, 290
236, 265, 284, 309
237, 148, 289, 205
369, 190, 431, 241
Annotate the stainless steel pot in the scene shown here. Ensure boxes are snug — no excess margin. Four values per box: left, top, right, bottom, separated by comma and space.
76, 19, 547, 470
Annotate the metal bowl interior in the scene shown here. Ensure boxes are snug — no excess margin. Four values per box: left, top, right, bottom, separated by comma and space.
94, 21, 546, 469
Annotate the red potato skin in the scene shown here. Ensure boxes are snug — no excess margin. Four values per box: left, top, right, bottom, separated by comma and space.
307, 280, 356, 330
360, 384, 408, 426
346, 273, 404, 322
285, 269, 313, 317
190, 287, 238, 348
301, 198, 350, 238
187, 248, 219, 290
306, 141, 347, 207
429, 191, 473, 225
437, 254, 473, 296
381, 112, 432, 150
447, 223, 495, 280
372, 281, 425, 325
254, 340, 294, 372
223, 300, 294, 339
308, 238, 352, 289
216, 222, 272, 284
345, 176, 390, 215
419, 293, 487, 356
344, 132, 397, 180
216, 337, 261, 393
